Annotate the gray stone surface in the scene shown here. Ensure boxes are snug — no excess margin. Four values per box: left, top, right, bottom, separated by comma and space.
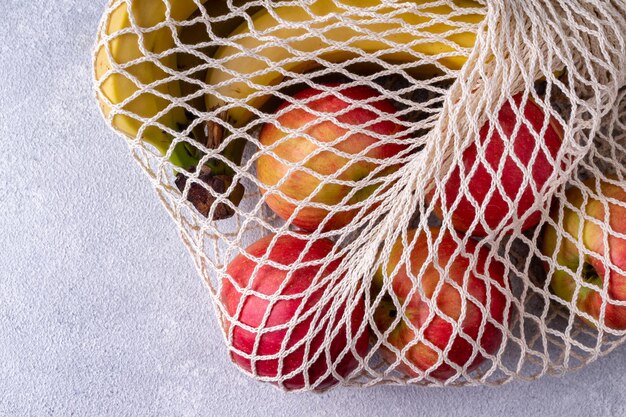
0, 1, 624, 416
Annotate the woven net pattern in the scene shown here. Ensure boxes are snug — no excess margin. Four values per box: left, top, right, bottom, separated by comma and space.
94, 0, 626, 391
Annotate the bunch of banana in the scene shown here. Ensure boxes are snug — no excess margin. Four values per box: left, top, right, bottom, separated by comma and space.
94, 0, 249, 219
94, 0, 484, 219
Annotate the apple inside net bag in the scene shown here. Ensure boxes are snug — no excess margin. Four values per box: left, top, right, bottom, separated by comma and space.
93, 0, 626, 391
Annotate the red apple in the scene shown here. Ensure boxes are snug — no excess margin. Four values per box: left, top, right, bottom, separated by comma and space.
257, 84, 408, 232
220, 234, 369, 390
372, 228, 508, 379
542, 176, 626, 330
431, 93, 563, 236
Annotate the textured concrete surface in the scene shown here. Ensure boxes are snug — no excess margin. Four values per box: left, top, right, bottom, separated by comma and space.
0, 1, 625, 416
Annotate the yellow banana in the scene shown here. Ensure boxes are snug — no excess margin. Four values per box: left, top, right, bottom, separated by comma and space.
205, 0, 485, 128
94, 0, 211, 168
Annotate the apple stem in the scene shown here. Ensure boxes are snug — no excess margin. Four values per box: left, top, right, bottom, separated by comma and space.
582, 262, 599, 283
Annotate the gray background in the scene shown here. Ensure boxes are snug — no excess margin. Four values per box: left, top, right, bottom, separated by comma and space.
1, 1, 624, 416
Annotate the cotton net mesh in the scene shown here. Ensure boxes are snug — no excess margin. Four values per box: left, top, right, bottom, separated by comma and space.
93, 0, 626, 391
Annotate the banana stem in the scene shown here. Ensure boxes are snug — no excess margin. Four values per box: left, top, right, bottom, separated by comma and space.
173, 132, 247, 221
212, 137, 247, 176
167, 141, 203, 169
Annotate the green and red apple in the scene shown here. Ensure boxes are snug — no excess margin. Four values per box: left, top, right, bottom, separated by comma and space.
220, 234, 369, 390
430, 93, 563, 236
542, 176, 626, 330
372, 228, 509, 379
257, 84, 408, 232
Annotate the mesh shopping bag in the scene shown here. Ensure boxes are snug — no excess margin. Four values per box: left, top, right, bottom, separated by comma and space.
94, 0, 626, 391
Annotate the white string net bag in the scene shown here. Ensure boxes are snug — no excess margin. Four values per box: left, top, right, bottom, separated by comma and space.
93, 0, 626, 391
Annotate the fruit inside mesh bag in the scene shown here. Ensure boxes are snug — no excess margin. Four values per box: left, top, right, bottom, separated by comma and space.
372, 228, 509, 379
